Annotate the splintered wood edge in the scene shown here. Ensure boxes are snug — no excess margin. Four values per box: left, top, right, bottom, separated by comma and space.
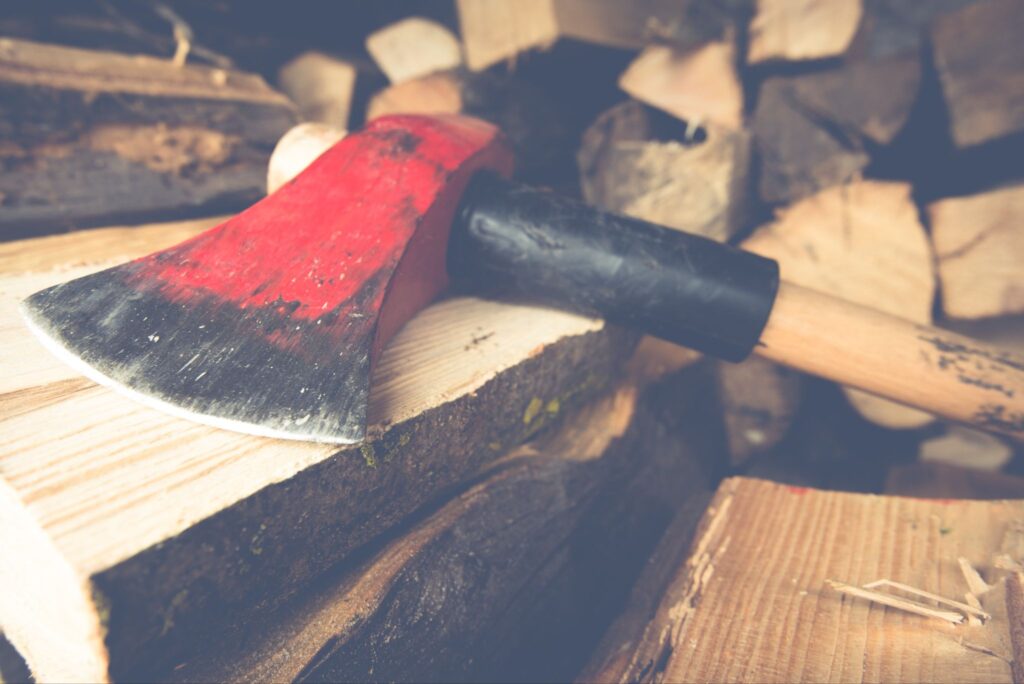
0, 37, 292, 105
0, 218, 624, 680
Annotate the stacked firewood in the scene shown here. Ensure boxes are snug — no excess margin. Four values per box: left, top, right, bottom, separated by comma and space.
1, 1, 1023, 682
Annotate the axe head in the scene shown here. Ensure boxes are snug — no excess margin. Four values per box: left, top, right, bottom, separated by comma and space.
21, 115, 513, 444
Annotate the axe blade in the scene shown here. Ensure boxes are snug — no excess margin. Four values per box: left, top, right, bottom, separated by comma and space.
21, 115, 512, 444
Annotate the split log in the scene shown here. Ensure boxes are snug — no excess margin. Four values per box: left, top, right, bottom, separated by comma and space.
160, 363, 720, 683
744, 180, 937, 429
276, 51, 357, 128
456, 0, 733, 71
578, 101, 751, 242
932, 0, 1024, 148
584, 477, 1024, 683
365, 17, 463, 84
0, 38, 297, 238
747, 0, 863, 64
715, 356, 801, 466
929, 183, 1024, 320
618, 39, 743, 131
752, 52, 920, 204
0, 634, 30, 684
266, 123, 346, 194
0, 222, 632, 682
366, 69, 572, 184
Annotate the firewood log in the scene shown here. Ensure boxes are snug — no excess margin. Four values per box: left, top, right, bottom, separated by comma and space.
618, 39, 743, 131
578, 101, 750, 242
747, 0, 863, 64
365, 17, 463, 84
277, 51, 357, 128
932, 0, 1024, 148
752, 52, 919, 204
159, 362, 719, 683
0, 221, 632, 682
0, 38, 297, 238
929, 183, 1024, 320
715, 356, 802, 466
583, 477, 1024, 683
744, 181, 937, 429
456, 0, 734, 71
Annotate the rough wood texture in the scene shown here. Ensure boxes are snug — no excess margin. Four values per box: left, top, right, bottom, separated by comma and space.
160, 362, 720, 683
586, 477, 1024, 683
456, 0, 732, 71
752, 53, 919, 204
932, 0, 1024, 148
366, 17, 462, 84
578, 101, 751, 242
366, 69, 571, 184
277, 51, 357, 128
715, 356, 801, 466
0, 38, 297, 237
618, 40, 743, 131
930, 183, 1024, 320
0, 221, 632, 682
748, 0, 863, 63
744, 181, 936, 429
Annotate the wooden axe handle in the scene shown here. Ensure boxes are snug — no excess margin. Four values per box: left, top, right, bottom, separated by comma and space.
759, 283, 1024, 437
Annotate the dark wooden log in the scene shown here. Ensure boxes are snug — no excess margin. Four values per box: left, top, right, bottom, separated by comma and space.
752, 51, 919, 204
932, 0, 1024, 148
153, 362, 720, 683
0, 38, 297, 238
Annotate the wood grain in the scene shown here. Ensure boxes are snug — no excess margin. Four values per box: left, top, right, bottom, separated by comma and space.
0, 219, 631, 681
591, 477, 1024, 683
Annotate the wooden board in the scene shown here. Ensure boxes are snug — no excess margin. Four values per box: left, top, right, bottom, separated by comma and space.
0, 219, 632, 682
585, 477, 1024, 683
158, 363, 720, 682
0, 38, 297, 237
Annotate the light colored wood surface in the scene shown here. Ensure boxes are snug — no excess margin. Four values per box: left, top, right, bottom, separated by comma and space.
277, 51, 357, 128
745, 181, 937, 429
366, 17, 463, 84
457, 0, 558, 70
757, 282, 1024, 439
930, 183, 1024, 320
601, 477, 1024, 683
747, 0, 863, 64
0, 219, 622, 681
619, 41, 743, 131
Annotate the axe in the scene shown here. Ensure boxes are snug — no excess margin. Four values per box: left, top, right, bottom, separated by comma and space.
21, 115, 1024, 444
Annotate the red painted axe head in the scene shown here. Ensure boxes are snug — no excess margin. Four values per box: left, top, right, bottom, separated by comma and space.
21, 115, 514, 444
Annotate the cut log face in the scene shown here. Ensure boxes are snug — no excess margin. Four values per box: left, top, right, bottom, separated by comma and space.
932, 0, 1024, 148
0, 38, 297, 237
587, 477, 1024, 683
618, 40, 743, 131
747, 0, 864, 63
366, 17, 463, 84
456, 0, 732, 71
277, 51, 357, 128
930, 183, 1024, 320
160, 368, 717, 683
744, 181, 937, 428
578, 101, 751, 242
0, 222, 632, 682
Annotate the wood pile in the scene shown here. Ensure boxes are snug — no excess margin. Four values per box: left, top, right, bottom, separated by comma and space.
0, 1, 1023, 681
